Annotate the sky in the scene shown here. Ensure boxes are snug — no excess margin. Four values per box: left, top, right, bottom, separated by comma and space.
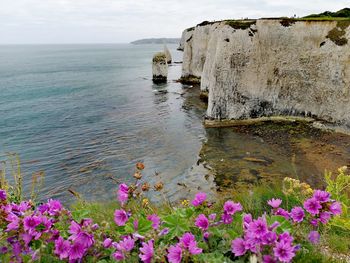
0, 0, 348, 44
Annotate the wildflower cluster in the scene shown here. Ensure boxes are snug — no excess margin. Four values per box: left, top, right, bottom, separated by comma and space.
282, 178, 313, 198
0, 163, 344, 262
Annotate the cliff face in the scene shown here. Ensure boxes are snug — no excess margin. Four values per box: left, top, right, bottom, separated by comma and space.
180, 19, 350, 124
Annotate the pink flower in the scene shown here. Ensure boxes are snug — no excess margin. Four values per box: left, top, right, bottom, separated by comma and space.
195, 214, 209, 231
188, 241, 202, 255
0, 189, 6, 201
319, 212, 331, 224
46, 199, 63, 216
262, 231, 277, 245
114, 209, 129, 226
208, 213, 217, 221
139, 240, 154, 263
273, 241, 295, 262
179, 233, 202, 255
118, 236, 135, 252
290, 207, 304, 223
117, 184, 129, 205
147, 214, 161, 229
103, 238, 113, 248
23, 215, 41, 233
304, 198, 322, 216
191, 192, 207, 207
274, 208, 290, 220
248, 217, 268, 237
179, 232, 196, 248
223, 201, 242, 215
329, 201, 342, 215
308, 231, 320, 245
267, 198, 282, 208
221, 212, 233, 224
73, 232, 94, 248
69, 221, 82, 236
263, 255, 277, 263
54, 236, 70, 260
6, 213, 20, 231
313, 190, 330, 203
69, 241, 85, 260
113, 251, 125, 261
167, 244, 182, 263
231, 238, 247, 256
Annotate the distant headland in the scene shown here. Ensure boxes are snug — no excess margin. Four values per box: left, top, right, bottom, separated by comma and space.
130, 38, 180, 45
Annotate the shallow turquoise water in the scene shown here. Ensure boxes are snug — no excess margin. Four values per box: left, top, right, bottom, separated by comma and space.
0, 44, 206, 203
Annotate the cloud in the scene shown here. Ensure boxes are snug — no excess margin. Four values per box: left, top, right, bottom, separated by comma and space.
0, 0, 348, 43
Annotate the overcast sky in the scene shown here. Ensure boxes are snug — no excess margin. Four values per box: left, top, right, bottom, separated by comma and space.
0, 0, 348, 44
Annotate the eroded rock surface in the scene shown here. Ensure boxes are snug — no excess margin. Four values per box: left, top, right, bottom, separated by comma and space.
180, 19, 350, 125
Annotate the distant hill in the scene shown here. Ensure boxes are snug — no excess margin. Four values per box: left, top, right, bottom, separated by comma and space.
130, 38, 181, 45
304, 8, 350, 18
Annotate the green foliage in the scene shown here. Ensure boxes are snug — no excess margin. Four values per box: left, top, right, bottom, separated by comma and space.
325, 167, 350, 231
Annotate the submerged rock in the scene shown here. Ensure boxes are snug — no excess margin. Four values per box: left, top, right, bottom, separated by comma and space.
152, 52, 168, 84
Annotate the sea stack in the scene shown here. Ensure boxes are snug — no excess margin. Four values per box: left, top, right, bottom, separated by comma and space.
152, 52, 168, 84
164, 44, 172, 64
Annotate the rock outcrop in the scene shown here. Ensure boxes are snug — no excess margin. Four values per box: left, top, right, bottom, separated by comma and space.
164, 45, 172, 64
152, 52, 168, 83
180, 19, 350, 125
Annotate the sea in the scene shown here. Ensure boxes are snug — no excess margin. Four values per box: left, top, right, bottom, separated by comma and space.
0, 44, 207, 203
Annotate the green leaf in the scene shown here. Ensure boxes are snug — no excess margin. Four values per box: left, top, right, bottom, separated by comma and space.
268, 215, 292, 233
138, 217, 153, 235
163, 214, 190, 239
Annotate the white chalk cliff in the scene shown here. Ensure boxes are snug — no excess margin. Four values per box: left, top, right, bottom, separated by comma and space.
179, 19, 350, 125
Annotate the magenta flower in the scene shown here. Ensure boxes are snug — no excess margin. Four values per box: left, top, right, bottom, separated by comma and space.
263, 255, 277, 263
249, 217, 268, 237
279, 232, 294, 244
180, 232, 196, 248
195, 214, 209, 231
319, 212, 331, 224
179, 232, 202, 255
23, 215, 41, 233
329, 201, 342, 215
221, 212, 233, 224
262, 231, 277, 245
290, 207, 304, 223
188, 241, 202, 255
103, 238, 113, 248
231, 238, 247, 256
191, 192, 207, 206
274, 208, 290, 220
69, 241, 85, 260
69, 221, 82, 236
304, 198, 322, 216
0, 189, 6, 201
209, 213, 217, 221
167, 244, 182, 263
139, 240, 154, 263
6, 213, 20, 231
308, 231, 320, 245
147, 214, 161, 229
267, 198, 282, 208
113, 251, 125, 261
54, 236, 70, 260
117, 183, 129, 205
313, 190, 330, 203
46, 199, 63, 216
273, 241, 295, 262
114, 209, 129, 226
118, 236, 135, 252
223, 201, 242, 215
73, 232, 94, 248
